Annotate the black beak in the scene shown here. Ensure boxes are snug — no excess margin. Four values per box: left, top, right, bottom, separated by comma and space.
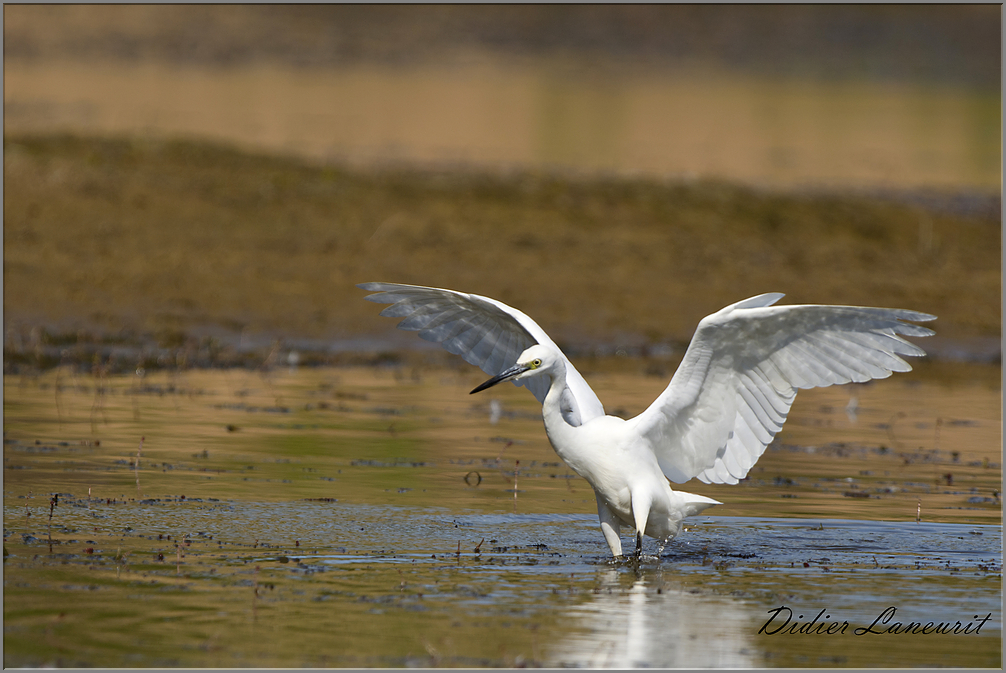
470, 362, 530, 394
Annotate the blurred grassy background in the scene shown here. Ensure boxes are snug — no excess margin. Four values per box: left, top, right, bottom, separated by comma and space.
3, 5, 1001, 371
4, 134, 998, 364
4, 5, 999, 82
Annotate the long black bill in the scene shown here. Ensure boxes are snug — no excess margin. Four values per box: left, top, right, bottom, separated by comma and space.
470, 362, 530, 395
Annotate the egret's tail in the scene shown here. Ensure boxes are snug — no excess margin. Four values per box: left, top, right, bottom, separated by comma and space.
675, 492, 721, 518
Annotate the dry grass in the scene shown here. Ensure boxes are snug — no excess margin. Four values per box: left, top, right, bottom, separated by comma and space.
3, 133, 1000, 363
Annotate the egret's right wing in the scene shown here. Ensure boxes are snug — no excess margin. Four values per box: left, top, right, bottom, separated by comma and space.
358, 282, 605, 424
632, 294, 935, 484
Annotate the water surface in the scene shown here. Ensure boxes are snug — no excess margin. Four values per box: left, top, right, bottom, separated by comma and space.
3, 365, 1001, 667
4, 60, 999, 192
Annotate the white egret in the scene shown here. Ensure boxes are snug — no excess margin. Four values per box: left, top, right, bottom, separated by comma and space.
359, 282, 935, 558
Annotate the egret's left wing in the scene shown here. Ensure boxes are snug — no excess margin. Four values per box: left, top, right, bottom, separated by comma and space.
358, 282, 605, 425
631, 294, 935, 484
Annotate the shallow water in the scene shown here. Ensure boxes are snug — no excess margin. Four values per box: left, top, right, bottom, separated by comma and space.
3, 501, 1000, 667
3, 365, 1001, 667
4, 59, 999, 193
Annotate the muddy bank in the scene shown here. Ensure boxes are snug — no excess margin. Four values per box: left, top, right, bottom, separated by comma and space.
4, 136, 1000, 376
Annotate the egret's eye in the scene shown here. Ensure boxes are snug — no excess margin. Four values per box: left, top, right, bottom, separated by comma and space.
531, 358, 542, 368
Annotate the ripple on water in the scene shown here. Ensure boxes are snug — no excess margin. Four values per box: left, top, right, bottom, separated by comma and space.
2, 496, 1000, 668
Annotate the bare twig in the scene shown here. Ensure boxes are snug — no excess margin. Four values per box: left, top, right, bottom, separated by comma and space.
47, 493, 58, 553
513, 460, 520, 514
251, 565, 260, 621
135, 436, 145, 496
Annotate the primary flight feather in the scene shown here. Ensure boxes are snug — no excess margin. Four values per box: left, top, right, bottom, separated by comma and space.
359, 282, 935, 558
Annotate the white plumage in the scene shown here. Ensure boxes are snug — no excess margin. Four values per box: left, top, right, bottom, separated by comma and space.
359, 282, 935, 558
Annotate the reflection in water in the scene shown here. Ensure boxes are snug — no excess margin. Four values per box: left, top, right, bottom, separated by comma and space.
548, 570, 756, 668
3, 60, 998, 191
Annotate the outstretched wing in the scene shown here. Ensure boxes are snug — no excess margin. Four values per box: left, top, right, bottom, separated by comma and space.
631, 293, 935, 485
358, 282, 605, 425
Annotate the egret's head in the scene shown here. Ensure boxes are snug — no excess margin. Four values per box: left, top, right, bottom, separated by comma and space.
470, 345, 557, 394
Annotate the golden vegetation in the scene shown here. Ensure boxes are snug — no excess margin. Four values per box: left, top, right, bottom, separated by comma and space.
3, 134, 1000, 359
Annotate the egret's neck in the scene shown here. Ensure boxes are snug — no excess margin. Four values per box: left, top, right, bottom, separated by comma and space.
540, 360, 581, 456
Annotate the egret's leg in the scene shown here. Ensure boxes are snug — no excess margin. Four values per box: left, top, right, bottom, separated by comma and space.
594, 491, 623, 557
635, 531, 644, 558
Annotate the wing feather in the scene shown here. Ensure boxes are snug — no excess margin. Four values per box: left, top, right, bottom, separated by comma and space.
481, 323, 508, 375
423, 312, 486, 347
445, 320, 491, 357
807, 332, 880, 380
469, 321, 504, 371
632, 295, 935, 485
739, 370, 788, 427
735, 383, 777, 444
400, 305, 463, 331
359, 282, 605, 423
